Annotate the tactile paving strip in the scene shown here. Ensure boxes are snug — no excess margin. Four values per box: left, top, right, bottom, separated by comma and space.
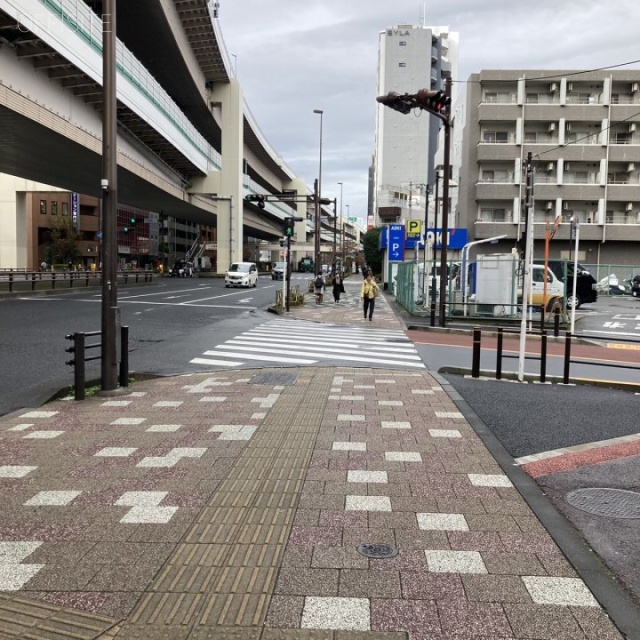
117, 369, 332, 637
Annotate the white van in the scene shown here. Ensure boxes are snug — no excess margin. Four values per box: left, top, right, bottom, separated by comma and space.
520, 264, 564, 310
225, 262, 258, 288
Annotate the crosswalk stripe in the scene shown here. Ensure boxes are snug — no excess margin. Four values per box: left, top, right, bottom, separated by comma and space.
201, 350, 317, 364
223, 339, 422, 360
240, 332, 415, 350
207, 345, 425, 368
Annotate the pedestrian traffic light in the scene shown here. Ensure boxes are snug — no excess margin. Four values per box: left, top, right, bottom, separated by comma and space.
244, 193, 266, 208
123, 226, 129, 233
283, 218, 294, 237
130, 217, 137, 226
415, 89, 451, 116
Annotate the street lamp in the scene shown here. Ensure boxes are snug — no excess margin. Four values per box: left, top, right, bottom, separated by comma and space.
336, 181, 343, 268
314, 109, 323, 275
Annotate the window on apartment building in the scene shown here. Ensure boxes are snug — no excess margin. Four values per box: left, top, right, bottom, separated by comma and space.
525, 94, 539, 104
481, 170, 509, 183
399, 41, 407, 46
607, 172, 629, 184
398, 62, 406, 67
478, 208, 507, 222
482, 131, 509, 143
61, 202, 69, 215
39, 200, 47, 214
51, 201, 58, 215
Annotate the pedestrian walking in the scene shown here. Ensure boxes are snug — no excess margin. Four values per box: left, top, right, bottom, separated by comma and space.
360, 273, 379, 321
332, 271, 344, 303
314, 273, 325, 304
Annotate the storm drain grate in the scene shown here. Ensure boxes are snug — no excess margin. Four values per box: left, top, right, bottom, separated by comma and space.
356, 543, 398, 559
566, 487, 640, 519
249, 372, 299, 386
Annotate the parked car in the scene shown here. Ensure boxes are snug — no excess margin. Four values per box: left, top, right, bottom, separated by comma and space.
225, 262, 258, 288
631, 273, 640, 298
170, 259, 193, 277
298, 257, 314, 273
272, 262, 286, 280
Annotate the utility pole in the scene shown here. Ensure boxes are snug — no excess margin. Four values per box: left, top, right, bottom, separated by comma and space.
518, 152, 534, 382
438, 76, 452, 327
101, 0, 119, 391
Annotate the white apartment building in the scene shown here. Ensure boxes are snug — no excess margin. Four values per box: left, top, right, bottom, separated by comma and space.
372, 24, 459, 226
457, 70, 640, 265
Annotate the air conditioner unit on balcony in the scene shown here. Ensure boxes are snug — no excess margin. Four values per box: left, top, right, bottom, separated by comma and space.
627, 163, 636, 172
626, 202, 634, 212
550, 82, 559, 92
546, 162, 555, 171
548, 122, 556, 132
546, 201, 554, 210
629, 123, 637, 133
632, 82, 640, 93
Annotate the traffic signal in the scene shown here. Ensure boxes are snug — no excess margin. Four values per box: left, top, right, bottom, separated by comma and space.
123, 226, 129, 233
244, 193, 266, 209
376, 91, 414, 114
416, 89, 451, 116
130, 217, 137, 226
283, 218, 294, 237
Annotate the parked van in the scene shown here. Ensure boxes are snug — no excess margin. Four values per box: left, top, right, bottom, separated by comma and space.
225, 262, 258, 288
519, 264, 564, 311
534, 260, 597, 309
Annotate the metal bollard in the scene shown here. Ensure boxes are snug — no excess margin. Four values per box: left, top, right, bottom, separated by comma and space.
540, 332, 547, 383
430, 301, 436, 327
553, 306, 560, 337
496, 327, 503, 380
471, 327, 481, 378
563, 332, 572, 384
119, 325, 129, 388
73, 333, 86, 401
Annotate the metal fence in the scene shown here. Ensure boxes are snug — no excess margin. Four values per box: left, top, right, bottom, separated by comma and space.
0, 270, 154, 294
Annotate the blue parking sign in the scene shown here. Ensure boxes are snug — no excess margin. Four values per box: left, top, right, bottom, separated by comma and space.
387, 224, 405, 262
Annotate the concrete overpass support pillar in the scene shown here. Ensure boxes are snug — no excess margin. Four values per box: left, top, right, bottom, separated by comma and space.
287, 177, 309, 267
211, 79, 244, 273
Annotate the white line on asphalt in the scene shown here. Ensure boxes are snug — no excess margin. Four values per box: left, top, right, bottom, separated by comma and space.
190, 357, 244, 367
207, 346, 426, 368
201, 351, 317, 364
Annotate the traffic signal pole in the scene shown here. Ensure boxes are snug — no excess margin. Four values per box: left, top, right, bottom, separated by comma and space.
438, 77, 452, 327
101, 0, 119, 392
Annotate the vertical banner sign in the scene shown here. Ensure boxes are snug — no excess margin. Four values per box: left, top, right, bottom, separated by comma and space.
387, 224, 405, 262
71, 192, 79, 230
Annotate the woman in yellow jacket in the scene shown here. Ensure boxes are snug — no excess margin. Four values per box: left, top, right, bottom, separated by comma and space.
360, 273, 379, 321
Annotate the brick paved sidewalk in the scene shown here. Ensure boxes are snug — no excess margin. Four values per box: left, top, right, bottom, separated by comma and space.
0, 360, 624, 639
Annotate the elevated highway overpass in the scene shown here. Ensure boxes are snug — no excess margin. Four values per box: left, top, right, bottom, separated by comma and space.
0, 0, 349, 271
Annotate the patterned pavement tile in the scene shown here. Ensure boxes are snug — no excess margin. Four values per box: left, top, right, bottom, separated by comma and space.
416, 512, 469, 531
302, 596, 370, 631
345, 496, 392, 512
521, 576, 598, 606
425, 550, 488, 574
24, 491, 81, 506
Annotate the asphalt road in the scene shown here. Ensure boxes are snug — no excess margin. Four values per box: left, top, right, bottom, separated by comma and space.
442, 374, 639, 459
0, 275, 287, 416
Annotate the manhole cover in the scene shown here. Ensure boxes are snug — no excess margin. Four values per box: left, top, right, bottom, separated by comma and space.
356, 543, 398, 559
566, 488, 640, 519
249, 372, 299, 386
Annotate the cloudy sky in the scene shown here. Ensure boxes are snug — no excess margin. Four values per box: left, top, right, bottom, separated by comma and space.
217, 0, 638, 225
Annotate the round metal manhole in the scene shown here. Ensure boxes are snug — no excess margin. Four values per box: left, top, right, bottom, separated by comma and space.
356, 543, 398, 559
566, 488, 640, 519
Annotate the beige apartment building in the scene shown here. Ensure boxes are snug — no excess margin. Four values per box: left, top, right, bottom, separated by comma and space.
457, 69, 640, 265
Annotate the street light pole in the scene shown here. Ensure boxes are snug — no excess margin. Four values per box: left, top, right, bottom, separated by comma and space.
337, 181, 343, 268
438, 76, 452, 327
314, 109, 323, 275
101, 0, 119, 391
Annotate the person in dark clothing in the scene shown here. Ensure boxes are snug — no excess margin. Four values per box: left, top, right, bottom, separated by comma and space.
332, 271, 344, 303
